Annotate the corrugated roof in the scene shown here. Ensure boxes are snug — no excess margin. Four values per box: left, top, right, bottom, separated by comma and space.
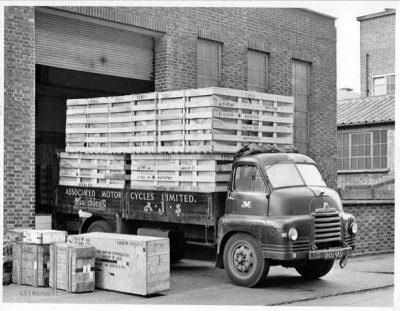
337, 95, 395, 126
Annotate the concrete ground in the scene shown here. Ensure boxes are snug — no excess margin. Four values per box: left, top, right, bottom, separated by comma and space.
2, 251, 395, 307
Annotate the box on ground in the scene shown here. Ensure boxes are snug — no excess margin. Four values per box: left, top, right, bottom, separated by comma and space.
35, 214, 52, 230
50, 243, 96, 293
67, 232, 170, 296
6, 228, 67, 244
12, 243, 50, 287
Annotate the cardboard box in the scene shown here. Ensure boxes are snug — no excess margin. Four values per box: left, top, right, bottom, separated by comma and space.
68, 232, 170, 295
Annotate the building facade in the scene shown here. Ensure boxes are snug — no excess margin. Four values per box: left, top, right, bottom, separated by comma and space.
358, 9, 396, 98
337, 9, 396, 255
4, 6, 337, 229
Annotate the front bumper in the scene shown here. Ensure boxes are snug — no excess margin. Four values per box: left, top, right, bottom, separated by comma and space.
309, 246, 352, 260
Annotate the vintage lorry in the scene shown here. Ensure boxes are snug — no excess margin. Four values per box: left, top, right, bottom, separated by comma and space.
55, 150, 357, 287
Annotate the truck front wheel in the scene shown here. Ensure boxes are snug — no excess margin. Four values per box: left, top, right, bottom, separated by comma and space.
223, 233, 269, 287
87, 220, 112, 233
295, 259, 335, 279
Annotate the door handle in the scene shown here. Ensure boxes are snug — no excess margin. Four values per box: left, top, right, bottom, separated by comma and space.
228, 196, 235, 201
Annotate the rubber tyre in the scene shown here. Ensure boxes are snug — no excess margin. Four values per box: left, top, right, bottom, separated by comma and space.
87, 220, 112, 233
223, 233, 269, 287
295, 259, 335, 279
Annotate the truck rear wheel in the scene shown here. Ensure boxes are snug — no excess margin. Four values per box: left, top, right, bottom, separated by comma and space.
223, 233, 269, 287
295, 259, 335, 279
87, 220, 112, 233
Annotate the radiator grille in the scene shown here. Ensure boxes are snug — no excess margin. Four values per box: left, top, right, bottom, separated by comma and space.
313, 207, 342, 244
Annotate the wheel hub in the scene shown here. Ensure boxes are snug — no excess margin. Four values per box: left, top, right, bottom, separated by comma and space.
233, 245, 253, 272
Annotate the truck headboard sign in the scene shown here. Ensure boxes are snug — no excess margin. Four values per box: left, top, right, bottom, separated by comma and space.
57, 186, 122, 217
127, 189, 224, 226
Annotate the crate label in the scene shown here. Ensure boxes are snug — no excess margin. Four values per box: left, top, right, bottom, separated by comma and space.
242, 136, 261, 142
83, 264, 91, 273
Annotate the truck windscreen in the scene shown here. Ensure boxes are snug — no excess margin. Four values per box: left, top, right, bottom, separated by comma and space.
265, 163, 326, 188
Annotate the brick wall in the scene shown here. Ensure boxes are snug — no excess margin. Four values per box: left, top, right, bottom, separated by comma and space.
4, 7, 36, 229
57, 7, 338, 188
344, 202, 394, 256
4, 7, 337, 229
359, 11, 396, 97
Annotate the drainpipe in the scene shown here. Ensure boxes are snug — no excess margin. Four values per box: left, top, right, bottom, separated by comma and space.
366, 53, 370, 97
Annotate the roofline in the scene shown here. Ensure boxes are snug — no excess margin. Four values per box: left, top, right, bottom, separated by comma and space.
357, 9, 396, 21
300, 8, 337, 20
337, 120, 395, 128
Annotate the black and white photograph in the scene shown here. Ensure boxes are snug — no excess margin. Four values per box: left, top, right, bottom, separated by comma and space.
1, 1, 398, 310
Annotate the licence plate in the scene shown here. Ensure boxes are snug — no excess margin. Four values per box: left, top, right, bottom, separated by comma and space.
324, 250, 343, 259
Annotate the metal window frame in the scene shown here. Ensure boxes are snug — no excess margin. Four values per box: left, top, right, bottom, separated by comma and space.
197, 39, 221, 87
292, 60, 311, 153
247, 50, 269, 92
372, 73, 395, 96
337, 130, 388, 170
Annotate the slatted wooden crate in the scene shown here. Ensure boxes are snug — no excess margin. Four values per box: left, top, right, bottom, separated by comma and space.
130, 153, 233, 192
158, 87, 294, 153
66, 96, 110, 152
50, 243, 96, 293
67, 232, 170, 296
59, 152, 129, 189
156, 90, 186, 153
12, 243, 50, 287
66, 93, 157, 153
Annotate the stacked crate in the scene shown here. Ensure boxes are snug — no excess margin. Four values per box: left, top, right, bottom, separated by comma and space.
130, 153, 233, 192
65, 92, 157, 154
11, 229, 67, 287
157, 88, 294, 153
58, 152, 128, 189
61, 87, 293, 192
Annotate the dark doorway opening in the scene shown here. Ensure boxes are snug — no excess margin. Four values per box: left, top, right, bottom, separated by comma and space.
35, 64, 154, 213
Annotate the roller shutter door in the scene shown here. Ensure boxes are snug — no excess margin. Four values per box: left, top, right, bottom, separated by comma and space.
35, 11, 154, 81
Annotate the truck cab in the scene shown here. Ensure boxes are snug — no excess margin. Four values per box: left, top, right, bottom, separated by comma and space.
217, 152, 357, 287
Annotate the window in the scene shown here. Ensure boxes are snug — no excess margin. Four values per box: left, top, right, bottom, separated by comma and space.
234, 165, 267, 192
292, 60, 311, 154
337, 130, 388, 170
373, 74, 395, 96
197, 39, 221, 87
247, 50, 268, 92
264, 163, 326, 188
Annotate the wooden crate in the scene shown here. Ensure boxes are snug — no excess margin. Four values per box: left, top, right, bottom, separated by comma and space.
22, 229, 67, 245
12, 243, 50, 287
158, 87, 294, 153
66, 93, 157, 153
67, 232, 170, 296
50, 243, 96, 293
6, 229, 67, 244
59, 152, 129, 189
156, 90, 186, 153
66, 96, 110, 152
130, 153, 233, 192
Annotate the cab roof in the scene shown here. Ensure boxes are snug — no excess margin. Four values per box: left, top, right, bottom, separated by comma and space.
235, 153, 316, 166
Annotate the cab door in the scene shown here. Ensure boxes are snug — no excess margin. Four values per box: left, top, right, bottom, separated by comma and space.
227, 164, 269, 216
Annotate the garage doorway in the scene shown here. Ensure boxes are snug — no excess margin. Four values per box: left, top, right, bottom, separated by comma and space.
35, 8, 157, 212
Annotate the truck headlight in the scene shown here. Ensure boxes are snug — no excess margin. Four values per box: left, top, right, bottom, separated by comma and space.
350, 222, 358, 234
288, 228, 298, 241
